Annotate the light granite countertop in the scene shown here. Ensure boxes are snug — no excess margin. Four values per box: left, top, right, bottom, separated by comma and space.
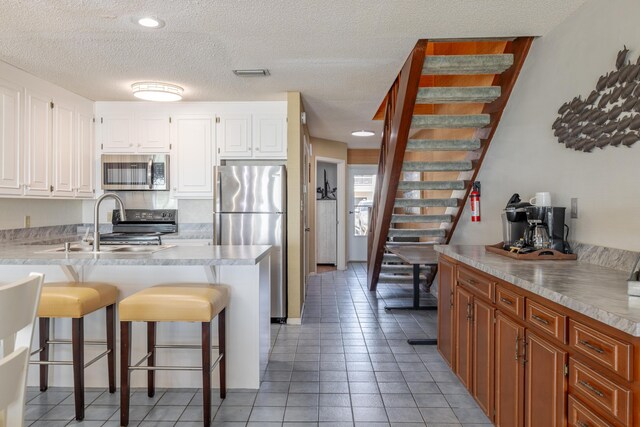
0, 243, 272, 266
435, 245, 640, 337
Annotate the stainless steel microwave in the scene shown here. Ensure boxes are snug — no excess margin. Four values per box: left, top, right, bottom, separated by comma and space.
101, 154, 169, 191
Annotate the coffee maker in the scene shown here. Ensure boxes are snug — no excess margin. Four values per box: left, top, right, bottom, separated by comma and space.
501, 194, 531, 249
524, 206, 569, 253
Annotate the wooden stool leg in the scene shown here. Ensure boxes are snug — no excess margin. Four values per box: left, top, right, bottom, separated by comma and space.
219, 308, 226, 399
120, 321, 131, 427
147, 321, 156, 397
72, 317, 85, 420
39, 318, 50, 392
106, 304, 116, 393
202, 322, 211, 427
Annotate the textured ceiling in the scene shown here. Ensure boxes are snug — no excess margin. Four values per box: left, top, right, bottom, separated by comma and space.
0, 0, 587, 148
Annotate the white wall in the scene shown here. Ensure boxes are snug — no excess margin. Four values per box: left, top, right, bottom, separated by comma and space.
452, 0, 640, 252
0, 199, 83, 229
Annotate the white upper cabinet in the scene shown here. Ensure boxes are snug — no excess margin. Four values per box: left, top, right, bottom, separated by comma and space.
75, 110, 94, 197
253, 114, 287, 158
217, 114, 252, 158
100, 114, 134, 153
0, 79, 22, 195
52, 100, 75, 196
137, 114, 170, 152
24, 90, 52, 196
100, 113, 170, 153
171, 115, 214, 197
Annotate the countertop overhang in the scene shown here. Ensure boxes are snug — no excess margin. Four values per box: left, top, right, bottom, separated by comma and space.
435, 244, 640, 337
0, 244, 272, 266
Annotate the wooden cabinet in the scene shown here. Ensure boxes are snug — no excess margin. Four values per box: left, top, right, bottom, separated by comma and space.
0, 79, 22, 195
455, 285, 474, 389
253, 114, 286, 158
495, 312, 525, 427
100, 113, 170, 153
25, 90, 52, 196
217, 114, 252, 158
171, 115, 214, 197
437, 258, 456, 367
525, 331, 567, 427
473, 297, 495, 418
440, 255, 640, 427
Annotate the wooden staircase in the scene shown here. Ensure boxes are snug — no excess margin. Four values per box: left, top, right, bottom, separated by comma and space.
367, 38, 533, 291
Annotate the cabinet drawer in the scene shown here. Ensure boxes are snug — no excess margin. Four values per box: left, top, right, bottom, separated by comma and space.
457, 267, 494, 300
569, 319, 632, 381
568, 395, 613, 427
526, 300, 566, 342
495, 285, 524, 319
569, 359, 631, 426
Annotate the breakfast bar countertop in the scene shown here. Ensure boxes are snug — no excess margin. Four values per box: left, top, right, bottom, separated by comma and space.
435, 244, 640, 337
0, 243, 272, 266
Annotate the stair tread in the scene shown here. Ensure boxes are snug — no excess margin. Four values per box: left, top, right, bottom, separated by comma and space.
398, 181, 466, 191
395, 198, 460, 207
412, 114, 491, 129
416, 86, 501, 104
402, 161, 473, 172
423, 54, 514, 75
388, 228, 446, 237
386, 241, 440, 246
380, 264, 433, 273
406, 139, 481, 151
391, 214, 453, 223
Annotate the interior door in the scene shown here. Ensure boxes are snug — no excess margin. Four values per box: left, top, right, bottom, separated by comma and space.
347, 165, 377, 262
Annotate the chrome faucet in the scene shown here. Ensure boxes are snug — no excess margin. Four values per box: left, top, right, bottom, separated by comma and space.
93, 193, 126, 252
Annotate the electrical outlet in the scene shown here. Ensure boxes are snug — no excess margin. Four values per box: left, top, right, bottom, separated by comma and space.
106, 212, 113, 222
570, 198, 578, 219
24, 215, 30, 228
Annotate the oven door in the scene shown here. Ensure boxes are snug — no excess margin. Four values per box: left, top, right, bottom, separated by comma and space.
102, 155, 168, 190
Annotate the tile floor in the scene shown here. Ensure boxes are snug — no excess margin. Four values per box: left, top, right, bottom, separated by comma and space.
24, 262, 491, 426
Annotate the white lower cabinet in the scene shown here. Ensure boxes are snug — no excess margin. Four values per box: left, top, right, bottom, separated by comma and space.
171, 115, 214, 197
0, 79, 22, 195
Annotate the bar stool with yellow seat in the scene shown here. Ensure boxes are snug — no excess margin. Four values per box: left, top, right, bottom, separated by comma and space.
30, 281, 118, 421
119, 284, 228, 427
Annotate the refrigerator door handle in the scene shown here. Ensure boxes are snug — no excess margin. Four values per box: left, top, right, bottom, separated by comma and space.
213, 169, 222, 214
213, 213, 221, 245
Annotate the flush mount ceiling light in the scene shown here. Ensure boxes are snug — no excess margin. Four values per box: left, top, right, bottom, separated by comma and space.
133, 16, 165, 28
232, 69, 270, 77
131, 82, 183, 102
351, 130, 376, 137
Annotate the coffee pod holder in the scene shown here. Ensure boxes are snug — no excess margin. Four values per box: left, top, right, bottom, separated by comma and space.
627, 255, 640, 297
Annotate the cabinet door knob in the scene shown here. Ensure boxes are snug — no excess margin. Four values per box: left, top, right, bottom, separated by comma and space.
255, 147, 260, 151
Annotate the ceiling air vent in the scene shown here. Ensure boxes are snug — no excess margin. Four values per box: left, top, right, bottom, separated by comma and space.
233, 69, 270, 77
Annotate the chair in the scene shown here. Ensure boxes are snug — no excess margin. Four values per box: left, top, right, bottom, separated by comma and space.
30, 282, 117, 420
119, 284, 228, 427
0, 273, 44, 427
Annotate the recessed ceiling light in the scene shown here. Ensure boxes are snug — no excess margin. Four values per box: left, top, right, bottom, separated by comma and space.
233, 69, 270, 77
136, 16, 165, 28
351, 130, 376, 137
131, 82, 183, 102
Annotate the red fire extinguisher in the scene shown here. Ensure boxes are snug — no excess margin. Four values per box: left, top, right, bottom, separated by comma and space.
470, 181, 481, 222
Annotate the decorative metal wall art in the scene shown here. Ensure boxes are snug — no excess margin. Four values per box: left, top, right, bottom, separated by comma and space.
553, 46, 640, 152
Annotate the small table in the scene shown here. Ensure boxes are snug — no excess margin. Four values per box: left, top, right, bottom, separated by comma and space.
384, 245, 438, 345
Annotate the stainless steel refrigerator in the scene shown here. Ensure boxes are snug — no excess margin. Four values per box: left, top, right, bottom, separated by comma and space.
213, 165, 287, 321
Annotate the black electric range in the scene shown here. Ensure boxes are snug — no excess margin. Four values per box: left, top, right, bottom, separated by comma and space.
99, 209, 178, 245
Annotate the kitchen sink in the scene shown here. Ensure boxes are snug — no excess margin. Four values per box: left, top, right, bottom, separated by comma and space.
39, 244, 174, 254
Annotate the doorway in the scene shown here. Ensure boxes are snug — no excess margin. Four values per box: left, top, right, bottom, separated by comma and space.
347, 165, 377, 262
